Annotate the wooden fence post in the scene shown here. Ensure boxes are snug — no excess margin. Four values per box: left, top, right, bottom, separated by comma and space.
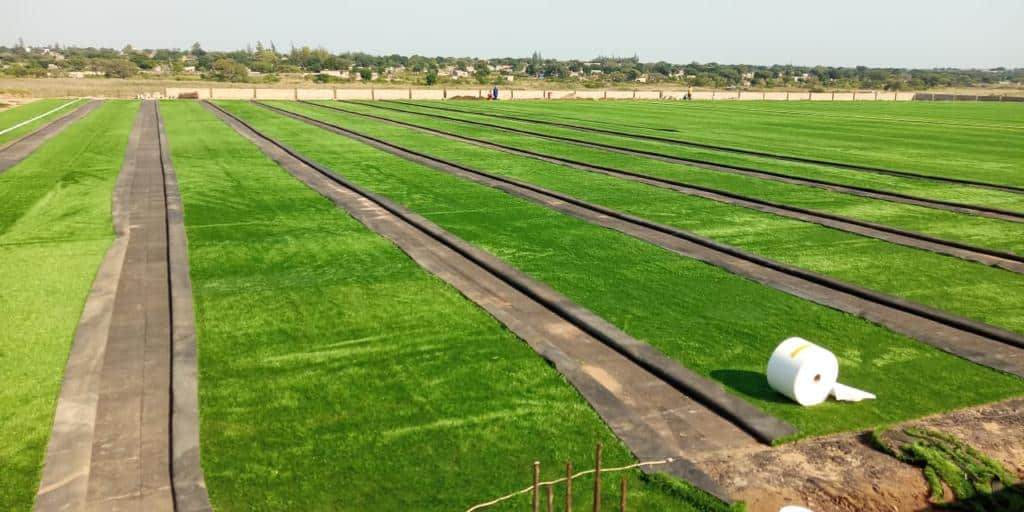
566, 462, 573, 511
533, 461, 541, 512
547, 484, 554, 512
593, 443, 603, 512
409, 88, 413, 100
619, 477, 627, 512
371, 88, 375, 101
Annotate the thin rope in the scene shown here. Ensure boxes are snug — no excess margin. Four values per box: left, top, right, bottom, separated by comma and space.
465, 457, 674, 512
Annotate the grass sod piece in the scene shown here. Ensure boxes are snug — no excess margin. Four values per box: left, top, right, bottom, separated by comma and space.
215, 100, 1024, 439
160, 101, 705, 511
333, 100, 1024, 256
638, 100, 1024, 130
871, 427, 1023, 510
426, 100, 1024, 189
0, 98, 82, 146
390, 101, 1024, 214
278, 100, 1024, 336
0, 101, 138, 510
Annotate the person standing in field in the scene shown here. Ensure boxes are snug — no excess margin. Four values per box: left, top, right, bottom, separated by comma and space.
492, 86, 499, 100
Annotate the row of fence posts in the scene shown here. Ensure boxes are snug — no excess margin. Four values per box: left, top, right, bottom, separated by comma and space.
529, 443, 627, 512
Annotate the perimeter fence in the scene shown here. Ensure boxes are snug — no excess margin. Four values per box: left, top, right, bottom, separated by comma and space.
465, 443, 677, 512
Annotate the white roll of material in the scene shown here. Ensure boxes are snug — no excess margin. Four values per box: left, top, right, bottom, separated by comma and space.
766, 337, 840, 406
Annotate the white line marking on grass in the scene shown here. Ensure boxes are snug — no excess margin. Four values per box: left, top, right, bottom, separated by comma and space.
0, 99, 83, 137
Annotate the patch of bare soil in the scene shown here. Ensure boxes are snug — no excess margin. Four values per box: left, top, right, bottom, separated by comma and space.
0, 97, 37, 111
692, 399, 1024, 512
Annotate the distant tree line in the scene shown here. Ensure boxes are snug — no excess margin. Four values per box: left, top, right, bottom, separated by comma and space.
1, 41, 1021, 91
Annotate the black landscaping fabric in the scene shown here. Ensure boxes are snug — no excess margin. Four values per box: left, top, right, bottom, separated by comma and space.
35, 102, 209, 512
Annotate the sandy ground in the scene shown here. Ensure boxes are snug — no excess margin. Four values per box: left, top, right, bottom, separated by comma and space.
693, 398, 1024, 512
0, 96, 39, 111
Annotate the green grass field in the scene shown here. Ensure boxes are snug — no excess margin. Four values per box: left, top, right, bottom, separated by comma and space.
274, 100, 1024, 337
338, 101, 1024, 255
161, 101, 717, 511
0, 99, 84, 147
0, 101, 136, 510
414, 100, 1024, 188
382, 101, 1024, 213
2, 96, 1022, 510
215, 100, 1024, 440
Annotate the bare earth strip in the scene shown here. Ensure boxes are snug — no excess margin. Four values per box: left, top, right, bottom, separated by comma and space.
698, 398, 1024, 512
34, 101, 209, 512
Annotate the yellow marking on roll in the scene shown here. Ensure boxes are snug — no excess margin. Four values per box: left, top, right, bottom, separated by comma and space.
789, 343, 811, 359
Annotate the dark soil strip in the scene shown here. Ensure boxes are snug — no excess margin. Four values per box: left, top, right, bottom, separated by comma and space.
34, 101, 209, 512
256, 101, 1024, 380
0, 100, 103, 174
302, 100, 1024, 274
355, 101, 1024, 223
397, 100, 1024, 195
204, 101, 790, 502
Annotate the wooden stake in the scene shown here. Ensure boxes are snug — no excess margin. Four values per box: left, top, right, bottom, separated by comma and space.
566, 462, 573, 511
547, 484, 554, 512
619, 477, 627, 512
533, 461, 541, 512
593, 443, 603, 512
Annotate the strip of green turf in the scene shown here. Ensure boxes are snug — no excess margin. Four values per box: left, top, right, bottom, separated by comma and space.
423, 100, 1024, 188
332, 101, 1024, 256
0, 99, 84, 147
161, 101, 715, 511
644, 100, 1024, 130
280, 100, 1024, 336
390, 101, 1024, 212
0, 101, 137, 510
216, 100, 1024, 440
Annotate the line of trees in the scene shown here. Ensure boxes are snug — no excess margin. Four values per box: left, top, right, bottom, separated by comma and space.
1, 41, 1021, 90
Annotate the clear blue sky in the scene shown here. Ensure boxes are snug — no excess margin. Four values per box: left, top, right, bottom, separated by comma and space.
3, 0, 1022, 68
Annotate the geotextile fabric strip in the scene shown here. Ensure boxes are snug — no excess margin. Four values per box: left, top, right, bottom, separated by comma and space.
257, 101, 1024, 380
397, 100, 1024, 195
156, 104, 212, 512
0, 100, 102, 174
299, 100, 1024, 274
34, 102, 209, 512
358, 101, 1024, 224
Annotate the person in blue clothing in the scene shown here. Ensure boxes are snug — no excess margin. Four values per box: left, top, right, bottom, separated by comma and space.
492, 86, 499, 100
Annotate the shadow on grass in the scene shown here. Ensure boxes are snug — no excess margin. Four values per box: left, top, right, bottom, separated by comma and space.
710, 369, 792, 405
915, 482, 1024, 511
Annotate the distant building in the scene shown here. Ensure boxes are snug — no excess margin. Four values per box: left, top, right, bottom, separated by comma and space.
68, 70, 102, 79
